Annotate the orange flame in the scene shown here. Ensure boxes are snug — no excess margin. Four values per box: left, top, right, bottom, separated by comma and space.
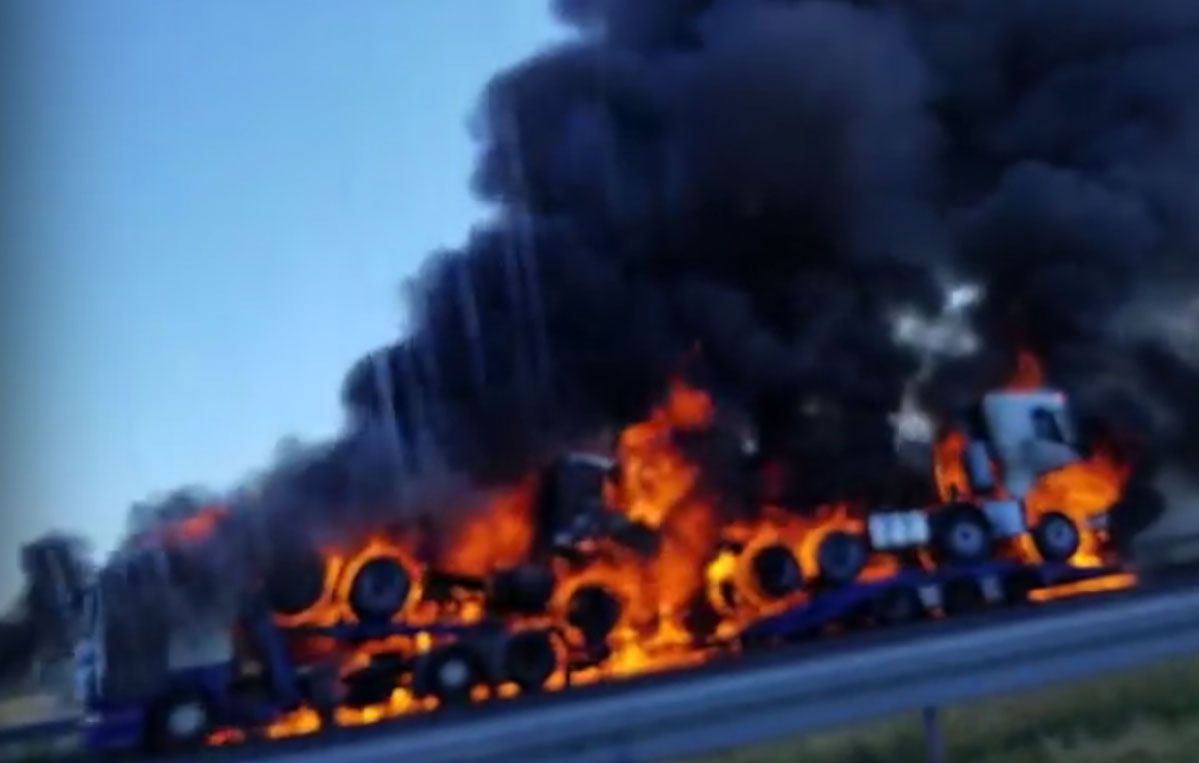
440, 483, 536, 578
551, 380, 723, 676
206, 372, 1137, 746
273, 538, 421, 629
264, 707, 322, 739
609, 380, 712, 528
655, 498, 718, 632
1024, 449, 1130, 567
703, 504, 899, 636
139, 505, 228, 548
664, 378, 715, 430
1006, 349, 1046, 390
933, 430, 972, 503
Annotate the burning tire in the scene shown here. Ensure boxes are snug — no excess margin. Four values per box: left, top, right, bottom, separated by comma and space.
147, 691, 211, 751
265, 548, 328, 617
749, 544, 803, 599
1031, 512, 1081, 562
415, 644, 484, 705
815, 531, 868, 586
488, 565, 555, 615
501, 630, 558, 693
933, 505, 992, 564
566, 585, 622, 647
348, 557, 412, 623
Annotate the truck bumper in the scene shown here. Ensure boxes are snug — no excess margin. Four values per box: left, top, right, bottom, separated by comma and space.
82, 706, 145, 752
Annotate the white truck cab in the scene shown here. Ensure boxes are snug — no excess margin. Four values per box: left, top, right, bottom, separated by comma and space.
861, 389, 1101, 569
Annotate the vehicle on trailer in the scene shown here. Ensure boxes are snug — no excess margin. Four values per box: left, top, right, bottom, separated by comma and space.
806, 389, 1114, 586
74, 555, 316, 753
74, 546, 563, 754
738, 559, 1127, 648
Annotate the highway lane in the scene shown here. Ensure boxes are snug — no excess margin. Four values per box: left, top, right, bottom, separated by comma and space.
170, 576, 1199, 763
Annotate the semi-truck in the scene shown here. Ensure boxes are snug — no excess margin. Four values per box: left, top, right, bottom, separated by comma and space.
72, 385, 1133, 752
804, 388, 1117, 586
73, 545, 560, 753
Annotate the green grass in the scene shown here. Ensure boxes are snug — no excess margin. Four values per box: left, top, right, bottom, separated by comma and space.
686, 657, 1199, 763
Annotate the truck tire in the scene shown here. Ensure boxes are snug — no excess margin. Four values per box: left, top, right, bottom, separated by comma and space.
349, 557, 412, 623
567, 585, 622, 647
416, 644, 484, 705
502, 630, 558, 693
488, 565, 555, 615
1032, 512, 1081, 562
934, 505, 992, 564
147, 691, 211, 751
815, 531, 868, 586
749, 544, 803, 598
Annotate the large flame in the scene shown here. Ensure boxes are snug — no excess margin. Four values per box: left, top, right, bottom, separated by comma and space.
1006, 349, 1046, 390
931, 351, 1131, 570
608, 379, 712, 528
202, 370, 1135, 745
1024, 449, 1130, 567
439, 482, 536, 578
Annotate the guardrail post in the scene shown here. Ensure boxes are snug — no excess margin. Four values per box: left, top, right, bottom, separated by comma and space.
921, 706, 944, 763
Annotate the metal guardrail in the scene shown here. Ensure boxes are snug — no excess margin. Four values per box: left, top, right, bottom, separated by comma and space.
1134, 530, 1199, 572
0, 718, 79, 763
0, 718, 77, 746
3, 579, 1193, 762
221, 585, 1199, 763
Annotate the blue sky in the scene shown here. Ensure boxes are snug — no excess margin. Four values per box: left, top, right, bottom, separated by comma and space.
4, 2, 562, 600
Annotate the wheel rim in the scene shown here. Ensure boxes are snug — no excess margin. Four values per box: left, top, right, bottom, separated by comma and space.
951, 523, 985, 557
166, 702, 206, 739
351, 558, 411, 620
819, 534, 865, 581
438, 659, 471, 691
1039, 516, 1079, 558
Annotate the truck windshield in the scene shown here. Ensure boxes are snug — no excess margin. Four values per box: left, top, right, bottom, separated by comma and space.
1031, 407, 1068, 445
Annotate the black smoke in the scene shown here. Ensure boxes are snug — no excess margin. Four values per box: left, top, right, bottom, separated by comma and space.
76, 0, 1199, 635
0, 534, 93, 687
344, 0, 1198, 522
347, 0, 949, 509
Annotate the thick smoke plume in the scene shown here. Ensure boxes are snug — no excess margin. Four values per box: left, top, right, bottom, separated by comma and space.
84, 0, 1199, 629
347, 0, 1198, 509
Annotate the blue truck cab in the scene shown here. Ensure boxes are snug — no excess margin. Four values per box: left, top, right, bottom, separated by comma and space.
73, 562, 306, 753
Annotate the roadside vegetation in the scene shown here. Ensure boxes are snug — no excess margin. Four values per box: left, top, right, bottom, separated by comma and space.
689, 656, 1199, 763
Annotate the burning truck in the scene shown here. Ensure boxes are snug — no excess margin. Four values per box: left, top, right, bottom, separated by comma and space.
43, 0, 1199, 752
72, 372, 1135, 753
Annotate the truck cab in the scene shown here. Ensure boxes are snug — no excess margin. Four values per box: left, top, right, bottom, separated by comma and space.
843, 389, 1114, 581
953, 390, 1098, 561
74, 552, 306, 753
